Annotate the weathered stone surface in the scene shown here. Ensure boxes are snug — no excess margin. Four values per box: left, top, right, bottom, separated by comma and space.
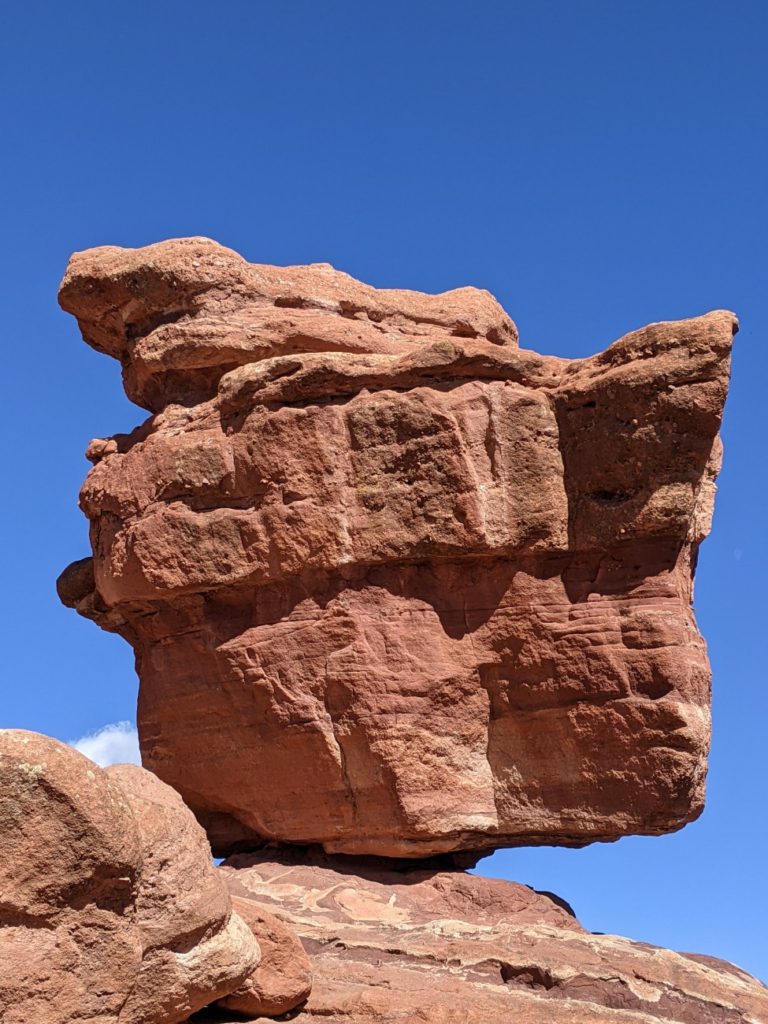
0, 730, 259, 1024
205, 850, 768, 1024
0, 729, 142, 1024
58, 237, 736, 858
215, 895, 312, 1017
106, 763, 260, 1024
58, 237, 518, 412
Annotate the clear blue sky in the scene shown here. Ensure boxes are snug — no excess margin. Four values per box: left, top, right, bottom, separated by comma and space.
1, 1, 766, 981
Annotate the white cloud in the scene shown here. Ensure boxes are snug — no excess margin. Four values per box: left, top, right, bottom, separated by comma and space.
70, 721, 141, 768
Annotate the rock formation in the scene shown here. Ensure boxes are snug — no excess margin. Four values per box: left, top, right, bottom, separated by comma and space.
40, 236, 767, 1023
58, 237, 736, 859
0, 729, 306, 1024
4, 733, 764, 1024
207, 849, 768, 1024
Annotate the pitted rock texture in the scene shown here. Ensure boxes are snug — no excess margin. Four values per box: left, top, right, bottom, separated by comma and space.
58, 237, 736, 858
0, 730, 260, 1024
206, 850, 768, 1024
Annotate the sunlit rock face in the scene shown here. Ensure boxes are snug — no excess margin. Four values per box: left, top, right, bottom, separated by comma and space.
58, 237, 735, 858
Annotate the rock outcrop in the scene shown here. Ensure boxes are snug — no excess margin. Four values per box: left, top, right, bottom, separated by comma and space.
36, 239, 767, 1020
3, 724, 764, 1023
58, 237, 736, 859
208, 849, 768, 1024
0, 729, 281, 1024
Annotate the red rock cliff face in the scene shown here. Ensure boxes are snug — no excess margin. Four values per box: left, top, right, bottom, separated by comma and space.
57, 237, 736, 859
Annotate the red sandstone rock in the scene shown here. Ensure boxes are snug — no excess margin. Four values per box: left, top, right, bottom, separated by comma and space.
215, 895, 312, 1017
0, 729, 142, 1024
0, 730, 259, 1024
58, 237, 518, 412
58, 238, 736, 858
206, 850, 768, 1024
106, 763, 260, 1024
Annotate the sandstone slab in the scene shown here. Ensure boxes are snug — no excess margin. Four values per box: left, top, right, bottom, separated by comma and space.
210, 850, 768, 1024
58, 238, 736, 858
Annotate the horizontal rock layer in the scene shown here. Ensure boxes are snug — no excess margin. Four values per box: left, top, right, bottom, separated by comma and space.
58, 238, 736, 857
59, 236, 518, 412
206, 850, 768, 1024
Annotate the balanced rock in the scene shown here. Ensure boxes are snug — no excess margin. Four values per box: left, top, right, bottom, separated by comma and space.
58, 238, 736, 858
0, 730, 260, 1024
212, 849, 768, 1024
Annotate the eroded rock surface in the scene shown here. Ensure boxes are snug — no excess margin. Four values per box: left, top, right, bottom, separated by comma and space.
106, 763, 261, 1024
214, 895, 312, 1018
209, 850, 768, 1024
0, 730, 260, 1024
58, 237, 736, 858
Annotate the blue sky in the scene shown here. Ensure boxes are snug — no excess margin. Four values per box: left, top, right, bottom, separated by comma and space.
1, 1, 766, 980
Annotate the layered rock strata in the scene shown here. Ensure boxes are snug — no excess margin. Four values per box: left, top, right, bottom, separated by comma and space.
207, 849, 768, 1024
58, 238, 736, 858
0, 730, 304, 1024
